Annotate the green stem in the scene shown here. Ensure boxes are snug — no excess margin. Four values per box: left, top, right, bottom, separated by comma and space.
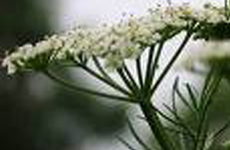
43, 70, 137, 103
92, 56, 137, 94
149, 30, 193, 98
117, 67, 137, 93
144, 45, 155, 89
151, 103, 195, 139
127, 119, 152, 150
148, 42, 165, 90
140, 101, 176, 150
202, 72, 223, 114
78, 64, 132, 96
123, 63, 139, 92
92, 56, 113, 81
118, 137, 138, 150
136, 56, 144, 89
142, 45, 157, 98
194, 66, 223, 150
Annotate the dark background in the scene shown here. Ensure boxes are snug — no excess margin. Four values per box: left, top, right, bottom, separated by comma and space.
0, 0, 126, 150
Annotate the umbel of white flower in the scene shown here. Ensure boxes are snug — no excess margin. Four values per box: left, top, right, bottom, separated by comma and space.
181, 40, 230, 72
2, 3, 229, 74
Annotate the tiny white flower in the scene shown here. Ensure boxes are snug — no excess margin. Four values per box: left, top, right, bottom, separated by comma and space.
2, 3, 230, 74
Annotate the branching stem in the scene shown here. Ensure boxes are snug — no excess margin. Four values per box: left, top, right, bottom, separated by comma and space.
78, 63, 132, 96
43, 69, 137, 103
149, 29, 193, 99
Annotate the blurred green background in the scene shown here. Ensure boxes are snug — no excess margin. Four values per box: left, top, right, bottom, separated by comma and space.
0, 0, 126, 150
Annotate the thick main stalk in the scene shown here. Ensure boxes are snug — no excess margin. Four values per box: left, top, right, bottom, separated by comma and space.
140, 101, 175, 150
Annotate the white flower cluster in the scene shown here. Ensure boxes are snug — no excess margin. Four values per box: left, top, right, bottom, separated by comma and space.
189, 3, 227, 24
2, 35, 66, 74
181, 40, 230, 72
2, 3, 230, 74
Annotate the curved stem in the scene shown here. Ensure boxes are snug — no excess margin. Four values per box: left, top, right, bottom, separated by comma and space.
151, 104, 196, 139
117, 137, 139, 150
43, 70, 137, 103
127, 119, 152, 150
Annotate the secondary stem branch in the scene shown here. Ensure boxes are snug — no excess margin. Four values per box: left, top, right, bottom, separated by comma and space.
43, 70, 137, 103
149, 30, 193, 98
